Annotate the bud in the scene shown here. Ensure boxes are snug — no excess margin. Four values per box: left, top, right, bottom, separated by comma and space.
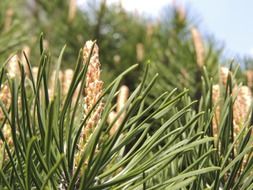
83, 41, 103, 117
212, 84, 252, 137
233, 86, 252, 133
212, 84, 220, 137
76, 41, 104, 168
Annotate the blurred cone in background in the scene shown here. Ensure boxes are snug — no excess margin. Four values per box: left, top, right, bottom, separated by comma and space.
146, 24, 154, 42
21, 46, 31, 75
0, 84, 12, 150
173, 1, 186, 23
113, 55, 121, 65
7, 55, 20, 78
0, 125, 13, 149
0, 85, 11, 121
136, 43, 144, 62
7, 47, 31, 79
49, 70, 64, 100
246, 70, 253, 90
109, 85, 129, 136
32, 67, 39, 83
4, 8, 13, 31
68, 0, 76, 23
220, 67, 230, 85
72, 83, 81, 103
191, 27, 205, 68
63, 69, 74, 96
117, 85, 129, 113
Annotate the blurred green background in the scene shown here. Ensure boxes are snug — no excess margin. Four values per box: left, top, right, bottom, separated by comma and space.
0, 0, 251, 97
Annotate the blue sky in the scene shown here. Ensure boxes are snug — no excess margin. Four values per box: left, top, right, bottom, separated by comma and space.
104, 0, 253, 59
183, 0, 253, 58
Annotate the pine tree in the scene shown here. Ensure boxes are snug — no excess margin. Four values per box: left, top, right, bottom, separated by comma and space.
0, 0, 253, 189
